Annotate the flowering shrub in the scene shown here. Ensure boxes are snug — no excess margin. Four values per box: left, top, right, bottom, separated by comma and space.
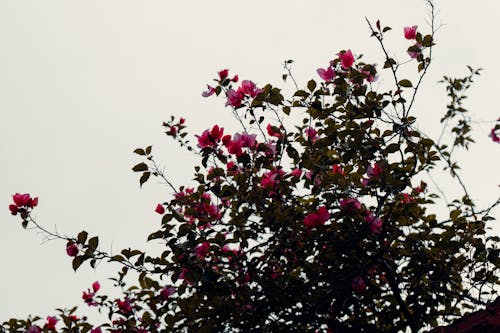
3, 5, 500, 333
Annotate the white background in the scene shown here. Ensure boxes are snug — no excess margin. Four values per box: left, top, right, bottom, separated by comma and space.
1, 0, 498, 324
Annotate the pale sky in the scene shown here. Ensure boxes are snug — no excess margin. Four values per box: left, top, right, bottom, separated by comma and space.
1, 0, 499, 323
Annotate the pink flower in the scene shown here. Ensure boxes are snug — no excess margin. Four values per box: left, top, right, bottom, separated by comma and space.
266, 123, 283, 138
401, 193, 414, 204
195, 242, 211, 258
489, 128, 500, 143
367, 163, 383, 178
317, 66, 336, 81
364, 211, 383, 235
351, 276, 366, 293
66, 243, 79, 257
225, 89, 244, 107
92, 281, 100, 293
407, 43, 422, 59
260, 168, 285, 191
90, 328, 102, 333
290, 168, 302, 178
201, 84, 216, 97
331, 164, 345, 175
338, 49, 355, 69
155, 204, 165, 215
45, 316, 58, 330
196, 125, 224, 148
117, 298, 133, 314
218, 69, 229, 80
340, 198, 362, 211
224, 132, 257, 156
27, 326, 42, 333
10, 193, 38, 214
404, 25, 418, 40
305, 127, 318, 142
161, 286, 176, 299
239, 80, 262, 98
303, 206, 330, 230
8, 204, 18, 215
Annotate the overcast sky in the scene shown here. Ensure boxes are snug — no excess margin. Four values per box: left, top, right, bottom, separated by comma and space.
1, 0, 499, 323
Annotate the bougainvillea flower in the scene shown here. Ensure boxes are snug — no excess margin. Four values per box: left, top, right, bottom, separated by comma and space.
367, 163, 383, 178
225, 89, 244, 107
196, 125, 224, 148
364, 211, 383, 235
340, 198, 362, 211
305, 127, 318, 142
239, 80, 262, 98
45, 316, 58, 330
351, 276, 366, 293
404, 25, 418, 40
90, 328, 102, 333
155, 204, 165, 215
331, 164, 345, 175
66, 243, 79, 257
161, 286, 176, 299
260, 168, 285, 191
489, 128, 500, 143
338, 49, 355, 69
317, 66, 336, 81
117, 298, 133, 314
290, 168, 302, 178
407, 43, 422, 59
201, 84, 216, 97
195, 242, 211, 258
267, 123, 283, 138
303, 206, 330, 229
218, 69, 229, 80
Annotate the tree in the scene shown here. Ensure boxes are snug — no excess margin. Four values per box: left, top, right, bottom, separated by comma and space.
3, 2, 500, 332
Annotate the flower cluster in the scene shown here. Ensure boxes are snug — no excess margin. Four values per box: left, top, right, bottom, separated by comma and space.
9, 193, 38, 216
82, 281, 101, 307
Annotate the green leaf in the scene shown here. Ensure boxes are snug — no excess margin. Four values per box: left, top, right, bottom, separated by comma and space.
385, 143, 401, 154
399, 79, 413, 88
133, 148, 146, 155
145, 146, 152, 155
77, 231, 88, 244
307, 80, 317, 92
88, 236, 99, 251
72, 256, 84, 271
139, 172, 151, 187
132, 162, 148, 172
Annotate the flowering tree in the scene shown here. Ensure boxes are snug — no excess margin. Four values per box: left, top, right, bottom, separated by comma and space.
3, 4, 500, 333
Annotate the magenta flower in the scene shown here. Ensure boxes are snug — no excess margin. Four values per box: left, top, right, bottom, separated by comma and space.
404, 25, 418, 40
260, 168, 285, 191
317, 66, 336, 81
303, 206, 330, 230
339, 198, 362, 211
116, 298, 133, 314
225, 88, 244, 107
267, 123, 283, 138
155, 204, 165, 215
9, 193, 38, 215
364, 211, 383, 235
195, 241, 211, 258
489, 128, 500, 143
367, 163, 383, 178
45, 316, 58, 330
90, 328, 102, 333
239, 80, 262, 98
338, 49, 355, 70
331, 164, 345, 175
351, 276, 366, 293
305, 127, 318, 142
92, 281, 100, 293
66, 243, 79, 257
290, 168, 302, 178
218, 69, 229, 80
161, 286, 176, 299
196, 125, 224, 148
408, 43, 422, 59
201, 84, 216, 97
